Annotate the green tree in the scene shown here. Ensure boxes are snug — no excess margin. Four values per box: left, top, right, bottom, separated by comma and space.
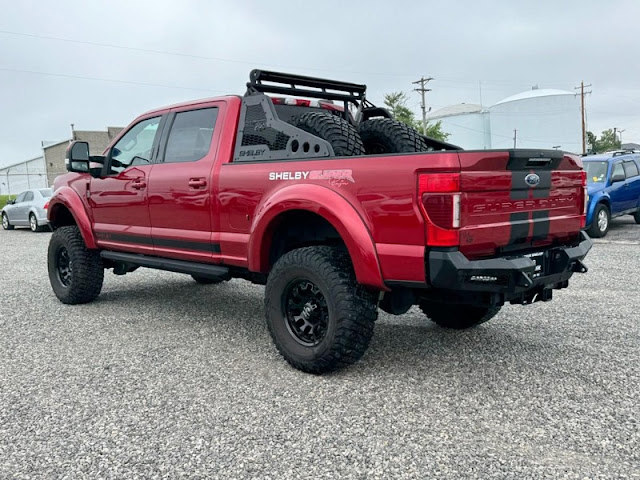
586, 129, 621, 154
425, 121, 450, 142
383, 92, 419, 129
383, 91, 450, 142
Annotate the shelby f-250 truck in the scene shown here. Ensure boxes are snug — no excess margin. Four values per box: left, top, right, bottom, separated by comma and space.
47, 70, 592, 373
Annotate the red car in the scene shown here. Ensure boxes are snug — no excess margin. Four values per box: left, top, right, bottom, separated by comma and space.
47, 70, 592, 373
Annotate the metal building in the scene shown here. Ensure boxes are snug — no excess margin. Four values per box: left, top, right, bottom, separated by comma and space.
0, 156, 48, 195
489, 88, 581, 152
427, 87, 582, 153
426, 104, 491, 150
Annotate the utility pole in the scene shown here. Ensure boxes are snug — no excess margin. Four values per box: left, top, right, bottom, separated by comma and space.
575, 81, 592, 154
513, 129, 517, 149
617, 128, 625, 146
413, 76, 433, 135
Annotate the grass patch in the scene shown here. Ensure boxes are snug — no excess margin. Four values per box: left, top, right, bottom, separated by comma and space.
0, 195, 16, 210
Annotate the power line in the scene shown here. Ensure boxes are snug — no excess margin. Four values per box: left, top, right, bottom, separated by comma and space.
0, 67, 226, 93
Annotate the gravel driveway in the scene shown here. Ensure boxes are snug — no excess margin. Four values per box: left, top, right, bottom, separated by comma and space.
0, 222, 638, 479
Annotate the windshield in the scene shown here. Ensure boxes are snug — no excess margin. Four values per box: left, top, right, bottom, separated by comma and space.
39, 188, 53, 198
584, 161, 608, 184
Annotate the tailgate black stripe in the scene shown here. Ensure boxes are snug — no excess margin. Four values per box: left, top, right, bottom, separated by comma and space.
509, 212, 530, 244
532, 210, 550, 240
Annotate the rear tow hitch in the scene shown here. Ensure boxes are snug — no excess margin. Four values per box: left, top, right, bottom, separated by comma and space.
571, 260, 588, 273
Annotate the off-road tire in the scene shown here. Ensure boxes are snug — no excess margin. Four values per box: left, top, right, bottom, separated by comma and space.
48, 225, 104, 304
419, 301, 501, 329
633, 209, 640, 224
191, 274, 225, 285
293, 112, 365, 157
265, 246, 378, 373
358, 118, 430, 154
588, 203, 610, 238
2, 213, 14, 230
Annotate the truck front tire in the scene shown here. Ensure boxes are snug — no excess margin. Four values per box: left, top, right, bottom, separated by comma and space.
265, 246, 378, 373
419, 301, 501, 329
48, 226, 104, 304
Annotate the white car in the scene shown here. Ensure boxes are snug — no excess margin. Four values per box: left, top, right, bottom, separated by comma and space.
1, 188, 53, 232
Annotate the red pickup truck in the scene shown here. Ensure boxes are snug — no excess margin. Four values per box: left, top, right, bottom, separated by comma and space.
47, 70, 592, 373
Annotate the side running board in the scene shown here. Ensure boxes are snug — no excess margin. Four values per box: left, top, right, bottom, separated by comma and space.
100, 251, 229, 279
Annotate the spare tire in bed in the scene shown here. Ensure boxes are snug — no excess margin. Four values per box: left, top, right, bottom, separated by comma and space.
294, 112, 365, 157
358, 118, 430, 154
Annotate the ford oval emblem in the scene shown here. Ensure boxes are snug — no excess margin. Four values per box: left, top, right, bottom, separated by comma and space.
525, 173, 540, 187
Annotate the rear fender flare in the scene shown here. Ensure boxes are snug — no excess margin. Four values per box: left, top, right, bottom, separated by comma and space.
48, 186, 96, 249
249, 184, 385, 290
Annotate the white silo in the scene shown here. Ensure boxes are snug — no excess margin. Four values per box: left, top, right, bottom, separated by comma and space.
426, 104, 491, 149
489, 88, 581, 152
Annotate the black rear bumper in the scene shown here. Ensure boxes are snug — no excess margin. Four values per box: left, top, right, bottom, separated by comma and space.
428, 232, 592, 301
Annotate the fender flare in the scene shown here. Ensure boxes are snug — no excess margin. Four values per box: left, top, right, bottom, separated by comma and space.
48, 186, 97, 249
248, 184, 385, 290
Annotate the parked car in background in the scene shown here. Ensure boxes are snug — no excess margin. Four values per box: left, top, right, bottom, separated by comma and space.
583, 152, 640, 237
1, 188, 53, 232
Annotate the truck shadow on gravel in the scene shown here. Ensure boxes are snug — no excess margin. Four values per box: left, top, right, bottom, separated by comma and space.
96, 277, 558, 373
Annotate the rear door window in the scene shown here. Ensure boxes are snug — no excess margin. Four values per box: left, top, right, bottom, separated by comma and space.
623, 161, 639, 178
162, 108, 218, 163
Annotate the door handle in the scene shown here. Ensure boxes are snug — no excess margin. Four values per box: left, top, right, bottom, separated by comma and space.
188, 178, 207, 189
131, 179, 147, 190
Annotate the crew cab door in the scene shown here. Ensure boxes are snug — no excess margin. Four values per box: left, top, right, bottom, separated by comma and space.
147, 103, 222, 263
89, 115, 163, 254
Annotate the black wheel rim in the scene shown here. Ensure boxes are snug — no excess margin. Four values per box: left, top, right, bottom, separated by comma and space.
282, 279, 329, 346
56, 247, 72, 287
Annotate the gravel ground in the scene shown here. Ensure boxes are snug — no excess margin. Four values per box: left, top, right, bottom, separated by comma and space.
0, 221, 638, 479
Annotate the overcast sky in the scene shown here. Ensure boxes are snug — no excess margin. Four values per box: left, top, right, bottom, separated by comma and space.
1, 0, 639, 167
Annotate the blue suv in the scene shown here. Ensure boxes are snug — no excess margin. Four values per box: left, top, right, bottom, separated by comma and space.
583, 152, 640, 237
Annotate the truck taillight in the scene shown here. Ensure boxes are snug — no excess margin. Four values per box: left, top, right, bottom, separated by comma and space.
418, 173, 461, 247
580, 170, 587, 226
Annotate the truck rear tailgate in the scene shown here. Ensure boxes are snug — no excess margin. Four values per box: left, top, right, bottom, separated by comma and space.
458, 150, 586, 259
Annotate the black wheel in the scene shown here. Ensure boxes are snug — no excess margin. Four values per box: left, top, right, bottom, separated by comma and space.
191, 274, 226, 285
588, 203, 610, 238
48, 225, 104, 304
2, 213, 14, 230
358, 118, 430, 154
265, 246, 378, 373
293, 112, 365, 157
633, 209, 640, 224
419, 301, 501, 329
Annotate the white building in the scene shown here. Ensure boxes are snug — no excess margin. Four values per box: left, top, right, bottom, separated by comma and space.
0, 156, 49, 195
427, 87, 582, 153
426, 103, 491, 150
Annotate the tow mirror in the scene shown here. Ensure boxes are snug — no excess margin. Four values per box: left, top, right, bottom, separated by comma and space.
66, 141, 90, 173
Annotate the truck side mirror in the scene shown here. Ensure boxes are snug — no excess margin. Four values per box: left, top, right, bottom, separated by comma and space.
66, 141, 90, 173
611, 172, 625, 183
